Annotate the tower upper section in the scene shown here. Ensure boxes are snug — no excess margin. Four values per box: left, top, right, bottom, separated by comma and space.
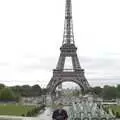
62, 0, 75, 45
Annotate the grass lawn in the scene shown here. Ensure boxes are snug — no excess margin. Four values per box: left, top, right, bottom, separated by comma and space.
110, 105, 120, 114
0, 103, 36, 116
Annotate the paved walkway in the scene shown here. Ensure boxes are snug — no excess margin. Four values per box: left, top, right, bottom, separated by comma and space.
0, 116, 37, 120
0, 115, 51, 120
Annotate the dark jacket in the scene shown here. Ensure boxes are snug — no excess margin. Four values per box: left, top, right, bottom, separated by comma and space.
52, 109, 68, 120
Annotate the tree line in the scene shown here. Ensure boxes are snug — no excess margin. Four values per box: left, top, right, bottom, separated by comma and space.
0, 84, 47, 102
91, 85, 120, 100
0, 83, 120, 102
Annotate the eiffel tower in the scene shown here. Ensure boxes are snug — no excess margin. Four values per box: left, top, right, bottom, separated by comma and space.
47, 0, 90, 96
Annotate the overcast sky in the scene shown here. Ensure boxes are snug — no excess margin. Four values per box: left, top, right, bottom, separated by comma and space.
0, 0, 120, 88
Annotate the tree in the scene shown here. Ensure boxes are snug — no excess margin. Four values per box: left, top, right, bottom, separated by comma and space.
11, 84, 43, 97
32, 84, 42, 96
116, 84, 120, 98
117, 84, 120, 91
93, 86, 102, 96
10, 86, 21, 102
0, 87, 16, 101
72, 89, 80, 96
21, 85, 32, 97
0, 84, 5, 90
42, 88, 48, 95
102, 86, 117, 100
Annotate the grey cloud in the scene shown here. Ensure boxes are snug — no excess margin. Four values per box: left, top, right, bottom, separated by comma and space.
20, 57, 57, 72
79, 56, 120, 85
88, 79, 120, 87
0, 62, 9, 67
80, 56, 120, 72
103, 52, 120, 57
80, 56, 120, 69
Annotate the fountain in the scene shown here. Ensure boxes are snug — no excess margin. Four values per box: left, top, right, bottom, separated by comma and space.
68, 99, 115, 120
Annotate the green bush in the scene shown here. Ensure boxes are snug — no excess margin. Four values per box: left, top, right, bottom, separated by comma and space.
26, 104, 46, 117
116, 112, 120, 118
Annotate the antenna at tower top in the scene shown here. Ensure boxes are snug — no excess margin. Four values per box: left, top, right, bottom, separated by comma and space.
65, 0, 72, 19
63, 0, 75, 45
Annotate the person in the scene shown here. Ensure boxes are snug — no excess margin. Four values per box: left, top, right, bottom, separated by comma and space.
52, 109, 68, 120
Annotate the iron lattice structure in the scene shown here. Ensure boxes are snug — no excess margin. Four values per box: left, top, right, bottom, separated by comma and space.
47, 0, 90, 95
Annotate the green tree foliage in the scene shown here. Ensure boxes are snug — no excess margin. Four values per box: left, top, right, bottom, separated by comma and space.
0, 84, 5, 90
11, 84, 42, 97
102, 86, 117, 100
92, 86, 102, 96
41, 88, 48, 95
32, 84, 42, 96
0, 84, 46, 101
10, 86, 21, 101
116, 84, 120, 98
116, 112, 120, 118
21, 85, 32, 97
0, 83, 119, 100
72, 89, 80, 96
0, 87, 16, 101
91, 85, 120, 100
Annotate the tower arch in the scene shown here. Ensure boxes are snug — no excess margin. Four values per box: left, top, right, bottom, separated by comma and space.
50, 78, 85, 95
